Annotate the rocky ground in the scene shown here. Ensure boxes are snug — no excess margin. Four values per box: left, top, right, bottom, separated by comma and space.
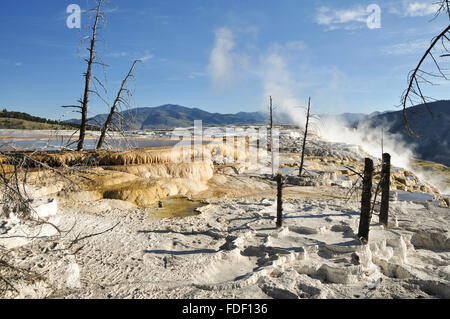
0, 131, 448, 299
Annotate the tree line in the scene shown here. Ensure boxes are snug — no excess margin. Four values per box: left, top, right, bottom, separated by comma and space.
0, 108, 100, 131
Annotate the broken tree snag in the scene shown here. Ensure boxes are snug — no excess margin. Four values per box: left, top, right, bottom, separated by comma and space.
269, 96, 273, 151
269, 96, 275, 177
78, 0, 104, 151
299, 97, 311, 177
234, 136, 238, 162
97, 60, 139, 150
379, 153, 391, 228
256, 139, 260, 163
245, 136, 250, 169
358, 158, 374, 242
222, 136, 227, 159
276, 174, 284, 228
191, 134, 195, 163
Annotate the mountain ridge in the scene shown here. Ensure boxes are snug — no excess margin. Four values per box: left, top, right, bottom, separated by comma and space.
65, 101, 449, 166
67, 104, 268, 130
69, 104, 401, 130
360, 100, 450, 166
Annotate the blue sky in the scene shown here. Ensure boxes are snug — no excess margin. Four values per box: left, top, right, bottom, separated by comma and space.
0, 0, 448, 120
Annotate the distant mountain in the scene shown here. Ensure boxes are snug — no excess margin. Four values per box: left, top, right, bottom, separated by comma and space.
360, 100, 450, 166
66, 102, 449, 166
68, 104, 267, 130
71, 104, 394, 130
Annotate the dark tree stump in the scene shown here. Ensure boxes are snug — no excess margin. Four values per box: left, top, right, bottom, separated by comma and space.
257, 139, 260, 163
379, 153, 391, 228
222, 136, 227, 159
358, 158, 374, 242
276, 174, 284, 228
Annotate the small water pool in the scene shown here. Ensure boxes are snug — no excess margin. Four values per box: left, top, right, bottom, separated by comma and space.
148, 197, 207, 218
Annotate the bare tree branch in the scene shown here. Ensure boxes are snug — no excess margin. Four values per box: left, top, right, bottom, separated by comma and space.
97, 60, 140, 149
77, 0, 104, 151
401, 10, 450, 134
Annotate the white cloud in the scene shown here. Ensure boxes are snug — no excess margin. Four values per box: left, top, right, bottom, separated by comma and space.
15, 62, 22, 67
389, 1, 440, 17
404, 1, 439, 16
139, 54, 154, 62
208, 27, 236, 88
381, 39, 430, 55
316, 6, 368, 30
205, 26, 359, 118
206, 27, 308, 119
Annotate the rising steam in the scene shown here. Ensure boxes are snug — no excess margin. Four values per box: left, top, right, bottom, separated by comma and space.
208, 27, 447, 194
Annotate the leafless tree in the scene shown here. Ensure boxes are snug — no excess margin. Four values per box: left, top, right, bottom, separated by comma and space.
61, 0, 142, 151
78, 0, 105, 151
299, 97, 311, 177
268, 96, 275, 176
63, 0, 106, 151
96, 60, 140, 150
269, 96, 273, 143
401, 0, 450, 134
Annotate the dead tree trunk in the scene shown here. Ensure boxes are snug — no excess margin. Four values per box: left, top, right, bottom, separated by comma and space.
78, 0, 103, 151
379, 153, 391, 228
299, 97, 311, 177
269, 96, 273, 147
358, 158, 374, 242
256, 138, 260, 163
276, 174, 283, 228
269, 96, 274, 176
222, 136, 227, 159
96, 60, 138, 150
